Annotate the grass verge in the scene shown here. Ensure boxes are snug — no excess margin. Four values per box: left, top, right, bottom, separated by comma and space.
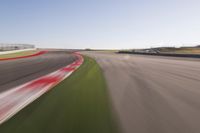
0, 56, 118, 133
0, 50, 38, 59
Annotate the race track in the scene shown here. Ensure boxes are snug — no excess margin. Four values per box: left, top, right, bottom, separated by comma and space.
0, 51, 77, 93
83, 51, 200, 133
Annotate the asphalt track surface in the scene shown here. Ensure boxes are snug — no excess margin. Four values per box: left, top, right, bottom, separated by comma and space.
83, 51, 200, 133
0, 51, 76, 93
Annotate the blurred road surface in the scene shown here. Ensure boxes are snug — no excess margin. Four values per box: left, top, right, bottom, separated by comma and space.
83, 51, 200, 133
0, 51, 76, 92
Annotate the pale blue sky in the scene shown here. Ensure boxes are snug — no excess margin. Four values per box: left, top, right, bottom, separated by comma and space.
0, 0, 200, 49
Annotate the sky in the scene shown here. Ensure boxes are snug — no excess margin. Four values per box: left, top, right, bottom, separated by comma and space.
0, 0, 200, 49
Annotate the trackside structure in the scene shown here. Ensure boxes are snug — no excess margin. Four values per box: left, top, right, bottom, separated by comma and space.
0, 44, 35, 51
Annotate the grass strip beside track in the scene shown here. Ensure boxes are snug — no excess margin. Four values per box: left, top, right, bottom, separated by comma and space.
0, 56, 118, 133
0, 50, 38, 59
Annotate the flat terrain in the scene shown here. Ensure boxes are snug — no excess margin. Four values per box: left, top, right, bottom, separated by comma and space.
0, 56, 118, 133
158, 47, 200, 54
0, 51, 76, 92
83, 51, 200, 133
0, 50, 38, 59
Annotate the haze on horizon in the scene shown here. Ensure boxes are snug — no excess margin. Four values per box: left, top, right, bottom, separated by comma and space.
0, 0, 200, 49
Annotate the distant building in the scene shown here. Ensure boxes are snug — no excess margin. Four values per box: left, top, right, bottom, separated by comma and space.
0, 44, 35, 51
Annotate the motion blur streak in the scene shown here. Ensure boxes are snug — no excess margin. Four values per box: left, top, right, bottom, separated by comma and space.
0, 53, 83, 124
83, 51, 200, 133
0, 51, 76, 93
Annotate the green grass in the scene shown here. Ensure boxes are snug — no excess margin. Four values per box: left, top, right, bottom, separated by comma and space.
0, 50, 37, 59
0, 56, 119, 133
